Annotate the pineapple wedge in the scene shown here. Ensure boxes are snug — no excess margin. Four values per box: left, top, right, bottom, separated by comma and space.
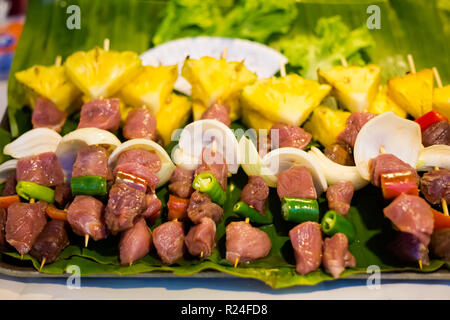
65, 47, 142, 99
304, 106, 351, 147
241, 108, 276, 132
119, 65, 178, 114
387, 68, 434, 119
156, 94, 192, 146
15, 65, 82, 111
317, 65, 381, 113
192, 97, 240, 122
241, 74, 331, 126
182, 56, 257, 108
368, 86, 407, 118
432, 85, 450, 120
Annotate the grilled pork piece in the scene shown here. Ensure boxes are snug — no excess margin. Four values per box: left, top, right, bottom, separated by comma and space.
67, 195, 107, 240
420, 169, 450, 205
30, 220, 69, 264
54, 183, 73, 207
225, 221, 271, 265
6, 201, 47, 255
201, 103, 231, 127
153, 220, 185, 264
277, 166, 317, 200
72, 145, 112, 180
32, 96, 67, 133
105, 181, 147, 234
119, 218, 152, 265
337, 112, 377, 148
422, 121, 450, 147
17, 152, 65, 187
185, 217, 216, 258
187, 190, 223, 224
387, 232, 429, 265
195, 148, 228, 191
240, 176, 269, 214
326, 181, 354, 216
322, 233, 356, 278
123, 108, 157, 141
2, 172, 17, 196
430, 228, 450, 261
142, 193, 162, 223
78, 98, 121, 131
168, 166, 195, 199
270, 123, 311, 150
0, 208, 7, 251
289, 221, 323, 275
369, 153, 419, 187
324, 142, 355, 166
383, 194, 434, 245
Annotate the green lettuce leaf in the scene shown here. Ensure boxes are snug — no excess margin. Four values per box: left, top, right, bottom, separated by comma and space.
270, 16, 374, 79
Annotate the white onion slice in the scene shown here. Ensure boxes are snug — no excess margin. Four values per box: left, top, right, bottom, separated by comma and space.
308, 147, 369, 190
238, 136, 277, 187
174, 119, 240, 174
4, 128, 62, 159
262, 147, 328, 195
416, 145, 450, 171
354, 111, 422, 180
108, 139, 175, 188
55, 128, 122, 179
0, 159, 18, 184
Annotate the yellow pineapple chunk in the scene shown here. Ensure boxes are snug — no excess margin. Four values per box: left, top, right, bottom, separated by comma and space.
387, 68, 434, 119
241, 74, 331, 126
15, 65, 82, 111
433, 85, 450, 120
318, 65, 381, 113
368, 86, 407, 118
119, 65, 178, 114
192, 97, 240, 122
241, 108, 276, 132
64, 47, 142, 99
304, 106, 351, 147
156, 94, 192, 146
182, 56, 256, 108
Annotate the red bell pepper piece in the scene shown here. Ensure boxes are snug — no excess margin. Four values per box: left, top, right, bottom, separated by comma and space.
380, 171, 418, 199
167, 194, 190, 221
45, 204, 68, 221
414, 110, 448, 132
0, 195, 20, 209
432, 209, 450, 230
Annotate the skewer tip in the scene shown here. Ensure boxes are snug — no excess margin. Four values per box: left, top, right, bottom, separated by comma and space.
379, 145, 386, 154
200, 251, 204, 259
234, 258, 239, 268
407, 54, 416, 74
221, 47, 228, 60
340, 57, 348, 67
418, 260, 423, 270
55, 56, 62, 67
280, 59, 286, 77
103, 38, 110, 51
40, 257, 46, 271
29, 198, 35, 204
245, 217, 250, 224
84, 234, 89, 248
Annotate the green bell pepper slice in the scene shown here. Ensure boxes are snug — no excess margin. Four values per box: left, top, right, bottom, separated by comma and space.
71, 175, 107, 196
16, 181, 55, 203
192, 172, 226, 205
233, 201, 273, 224
321, 210, 356, 243
281, 197, 319, 223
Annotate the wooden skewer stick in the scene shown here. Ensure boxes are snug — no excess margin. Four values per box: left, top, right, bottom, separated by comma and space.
55, 56, 62, 67
84, 234, 89, 248
280, 60, 286, 77
20, 255, 24, 260
221, 47, 228, 60
340, 57, 348, 67
40, 257, 46, 271
234, 218, 251, 267
103, 38, 110, 51
419, 259, 423, 270
30, 198, 35, 204
129, 262, 133, 267
379, 145, 386, 154
407, 54, 416, 74
245, 217, 250, 224
432, 67, 443, 89
200, 251, 204, 259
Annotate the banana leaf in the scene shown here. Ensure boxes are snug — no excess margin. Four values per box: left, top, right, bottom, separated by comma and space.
2, 0, 449, 287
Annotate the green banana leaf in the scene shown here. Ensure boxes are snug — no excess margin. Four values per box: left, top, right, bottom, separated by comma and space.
2, 0, 449, 288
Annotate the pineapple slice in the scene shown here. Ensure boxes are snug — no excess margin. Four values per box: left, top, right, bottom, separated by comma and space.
241, 74, 331, 126
65, 47, 142, 99
432, 85, 450, 120
304, 106, 351, 147
15, 65, 82, 111
368, 86, 407, 118
182, 56, 257, 108
192, 97, 240, 122
156, 94, 192, 146
241, 108, 276, 132
119, 65, 178, 114
387, 68, 434, 119
317, 65, 381, 113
